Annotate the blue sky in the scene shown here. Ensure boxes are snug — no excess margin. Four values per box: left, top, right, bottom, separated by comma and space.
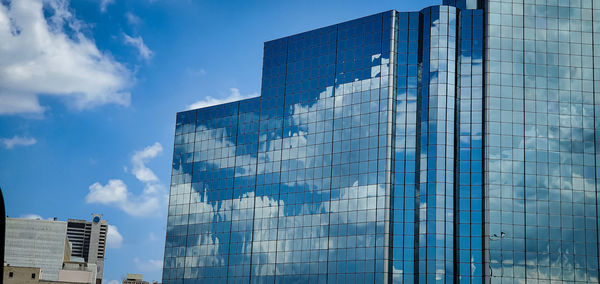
0, 0, 439, 282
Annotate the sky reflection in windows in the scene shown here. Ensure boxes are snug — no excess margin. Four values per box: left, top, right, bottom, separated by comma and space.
163, 1, 600, 283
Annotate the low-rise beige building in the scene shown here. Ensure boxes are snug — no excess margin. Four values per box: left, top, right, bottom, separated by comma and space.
4, 265, 41, 284
58, 261, 97, 284
3, 264, 88, 284
122, 274, 148, 284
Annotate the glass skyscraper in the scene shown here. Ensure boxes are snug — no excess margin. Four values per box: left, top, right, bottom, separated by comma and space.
162, 0, 600, 283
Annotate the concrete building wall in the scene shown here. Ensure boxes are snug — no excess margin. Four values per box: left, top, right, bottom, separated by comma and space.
66, 214, 107, 284
58, 270, 93, 284
59, 262, 96, 284
4, 266, 41, 284
5, 218, 68, 281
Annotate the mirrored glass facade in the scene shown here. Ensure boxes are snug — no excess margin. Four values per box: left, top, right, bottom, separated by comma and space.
485, 0, 600, 283
163, 1, 600, 283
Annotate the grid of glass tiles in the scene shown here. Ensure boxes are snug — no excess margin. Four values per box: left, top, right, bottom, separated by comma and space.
163, 1, 600, 283
391, 11, 420, 283
230, 98, 261, 283
486, 0, 599, 282
456, 9, 484, 283
164, 12, 396, 284
251, 36, 286, 284
390, 6, 486, 283
596, 1, 600, 282
327, 13, 391, 283
419, 6, 458, 282
445, 0, 483, 10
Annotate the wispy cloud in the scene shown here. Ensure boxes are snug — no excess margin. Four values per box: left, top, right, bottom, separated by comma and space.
100, 0, 115, 13
0, 0, 132, 115
185, 67, 206, 77
134, 257, 163, 272
1, 135, 37, 149
148, 232, 159, 242
107, 280, 120, 284
107, 224, 123, 249
125, 12, 141, 26
86, 143, 167, 217
186, 88, 258, 110
123, 33, 153, 60
19, 214, 45, 220
131, 143, 162, 183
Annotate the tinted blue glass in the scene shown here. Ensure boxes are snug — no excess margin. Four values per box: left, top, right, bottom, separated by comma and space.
416, 6, 458, 283
163, 2, 600, 283
456, 9, 484, 283
165, 11, 395, 284
391, 11, 420, 283
486, 0, 600, 283
443, 0, 481, 10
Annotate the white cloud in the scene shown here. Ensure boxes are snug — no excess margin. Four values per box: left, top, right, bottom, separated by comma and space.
134, 257, 163, 272
87, 179, 128, 205
106, 280, 119, 284
86, 143, 167, 217
186, 88, 258, 110
0, 0, 132, 115
123, 33, 153, 60
100, 0, 114, 13
107, 224, 123, 249
86, 179, 163, 217
1, 135, 36, 149
125, 12, 141, 26
131, 142, 162, 183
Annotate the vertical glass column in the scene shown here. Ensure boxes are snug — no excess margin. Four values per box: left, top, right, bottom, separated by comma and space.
521, 1, 597, 282
251, 37, 287, 283
174, 103, 242, 283
328, 13, 389, 283
485, 1, 526, 282
163, 110, 195, 284
418, 5, 457, 283
456, 9, 484, 284
391, 11, 420, 284
595, 1, 600, 282
227, 98, 260, 282
194, 104, 240, 283
273, 25, 336, 283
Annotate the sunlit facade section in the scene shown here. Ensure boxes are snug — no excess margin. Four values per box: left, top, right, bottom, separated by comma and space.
485, 0, 600, 282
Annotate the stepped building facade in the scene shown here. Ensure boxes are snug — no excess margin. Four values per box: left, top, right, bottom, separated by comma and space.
163, 0, 600, 283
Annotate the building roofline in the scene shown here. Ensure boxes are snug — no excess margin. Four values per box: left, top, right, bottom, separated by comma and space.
264, 9, 396, 45
6, 217, 66, 224
176, 96, 260, 115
